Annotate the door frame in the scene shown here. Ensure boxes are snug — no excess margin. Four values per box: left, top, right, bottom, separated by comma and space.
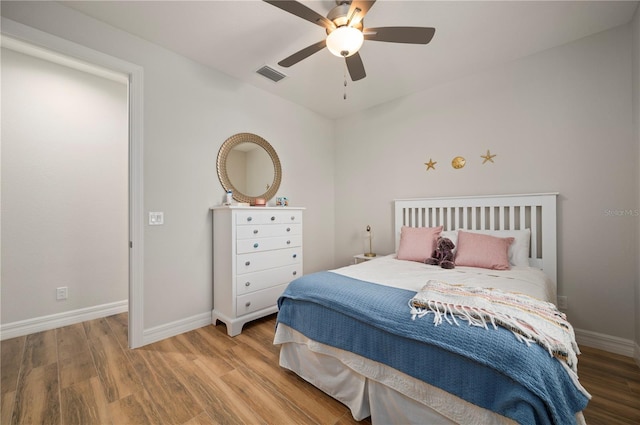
1, 17, 145, 348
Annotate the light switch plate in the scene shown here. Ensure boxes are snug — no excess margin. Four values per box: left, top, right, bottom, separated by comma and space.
149, 212, 164, 225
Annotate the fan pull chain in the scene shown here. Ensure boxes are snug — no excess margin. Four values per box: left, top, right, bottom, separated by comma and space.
343, 60, 348, 100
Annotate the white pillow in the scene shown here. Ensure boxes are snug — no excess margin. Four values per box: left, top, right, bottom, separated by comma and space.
437, 229, 531, 267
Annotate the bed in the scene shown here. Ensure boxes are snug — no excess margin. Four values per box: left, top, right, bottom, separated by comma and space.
273, 193, 590, 425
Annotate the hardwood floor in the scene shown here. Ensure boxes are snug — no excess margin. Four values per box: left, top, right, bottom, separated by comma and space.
578, 345, 640, 425
1, 312, 639, 424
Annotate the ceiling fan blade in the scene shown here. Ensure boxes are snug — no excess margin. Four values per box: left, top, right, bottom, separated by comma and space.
263, 0, 335, 30
347, 1, 376, 28
345, 53, 366, 81
278, 39, 327, 68
364, 27, 436, 44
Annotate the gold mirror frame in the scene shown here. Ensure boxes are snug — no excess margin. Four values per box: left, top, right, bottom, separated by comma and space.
216, 133, 282, 204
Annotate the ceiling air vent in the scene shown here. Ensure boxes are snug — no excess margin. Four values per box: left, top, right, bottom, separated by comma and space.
256, 65, 286, 83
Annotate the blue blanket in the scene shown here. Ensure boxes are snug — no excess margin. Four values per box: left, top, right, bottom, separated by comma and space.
276, 271, 589, 425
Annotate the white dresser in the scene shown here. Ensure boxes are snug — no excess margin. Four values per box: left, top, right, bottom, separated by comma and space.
211, 206, 304, 336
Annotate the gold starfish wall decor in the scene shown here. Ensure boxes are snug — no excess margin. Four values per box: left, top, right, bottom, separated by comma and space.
424, 158, 437, 170
481, 149, 496, 164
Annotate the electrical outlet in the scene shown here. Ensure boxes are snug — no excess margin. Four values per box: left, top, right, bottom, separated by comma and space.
56, 286, 68, 300
557, 295, 568, 310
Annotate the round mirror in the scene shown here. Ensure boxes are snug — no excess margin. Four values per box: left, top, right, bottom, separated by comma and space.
216, 133, 281, 204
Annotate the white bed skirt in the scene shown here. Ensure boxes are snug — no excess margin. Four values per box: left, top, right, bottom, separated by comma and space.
275, 324, 586, 425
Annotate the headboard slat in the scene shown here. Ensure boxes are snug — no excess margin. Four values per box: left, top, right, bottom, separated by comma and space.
530, 204, 539, 262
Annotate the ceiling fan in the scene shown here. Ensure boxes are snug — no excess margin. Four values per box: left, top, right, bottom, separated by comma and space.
263, 0, 435, 81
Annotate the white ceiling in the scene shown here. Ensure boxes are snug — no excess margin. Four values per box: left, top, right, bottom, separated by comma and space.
61, 0, 638, 120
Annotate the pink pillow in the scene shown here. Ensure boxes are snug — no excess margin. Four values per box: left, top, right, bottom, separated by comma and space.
455, 230, 514, 270
397, 226, 443, 262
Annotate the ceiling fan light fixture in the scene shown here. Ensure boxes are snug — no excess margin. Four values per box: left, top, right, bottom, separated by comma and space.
326, 26, 364, 57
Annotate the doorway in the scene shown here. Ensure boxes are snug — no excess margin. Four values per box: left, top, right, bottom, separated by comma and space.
1, 19, 144, 348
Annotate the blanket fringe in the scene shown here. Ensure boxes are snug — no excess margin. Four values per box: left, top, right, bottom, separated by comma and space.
411, 300, 538, 344
409, 281, 581, 374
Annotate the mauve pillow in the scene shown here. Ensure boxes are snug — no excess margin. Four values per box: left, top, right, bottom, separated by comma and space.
396, 226, 443, 262
464, 229, 531, 267
455, 230, 514, 270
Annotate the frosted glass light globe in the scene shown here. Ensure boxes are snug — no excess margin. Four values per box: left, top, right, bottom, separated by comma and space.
326, 26, 364, 57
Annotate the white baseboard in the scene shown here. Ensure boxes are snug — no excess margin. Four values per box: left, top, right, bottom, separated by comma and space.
575, 328, 636, 357
142, 312, 212, 346
0, 300, 128, 340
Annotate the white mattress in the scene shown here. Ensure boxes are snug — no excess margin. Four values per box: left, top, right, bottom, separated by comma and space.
333, 254, 556, 303
274, 257, 583, 424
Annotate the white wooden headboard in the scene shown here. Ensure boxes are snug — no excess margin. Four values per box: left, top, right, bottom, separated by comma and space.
394, 193, 558, 283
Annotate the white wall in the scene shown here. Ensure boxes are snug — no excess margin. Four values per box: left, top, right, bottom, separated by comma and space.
334, 24, 637, 342
0, 1, 336, 331
1, 46, 128, 323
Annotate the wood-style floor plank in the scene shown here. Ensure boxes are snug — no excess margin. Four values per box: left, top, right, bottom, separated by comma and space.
56, 323, 89, 360
60, 377, 110, 425
167, 353, 263, 425
1, 335, 25, 424
87, 330, 143, 403
107, 389, 163, 425
22, 330, 57, 370
127, 348, 203, 424
579, 345, 640, 425
1, 335, 25, 395
2, 312, 639, 425
105, 312, 129, 349
1, 391, 16, 425
11, 363, 60, 425
82, 317, 112, 341
59, 349, 97, 390
182, 411, 219, 425
227, 343, 349, 424
220, 367, 312, 424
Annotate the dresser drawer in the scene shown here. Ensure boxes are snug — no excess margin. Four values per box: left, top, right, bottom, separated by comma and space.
236, 283, 289, 317
236, 223, 302, 240
236, 210, 302, 225
236, 265, 300, 295
237, 235, 302, 254
237, 248, 301, 275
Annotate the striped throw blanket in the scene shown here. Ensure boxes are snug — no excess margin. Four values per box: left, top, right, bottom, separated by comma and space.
410, 280, 581, 373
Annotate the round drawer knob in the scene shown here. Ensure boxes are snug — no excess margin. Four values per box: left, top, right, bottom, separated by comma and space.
292, 254, 297, 259
245, 261, 250, 266
245, 302, 251, 308
271, 216, 276, 221
253, 243, 259, 248
253, 229, 258, 234
286, 240, 291, 245
290, 216, 295, 221
292, 271, 297, 276
247, 217, 252, 222
286, 227, 291, 232
245, 282, 251, 287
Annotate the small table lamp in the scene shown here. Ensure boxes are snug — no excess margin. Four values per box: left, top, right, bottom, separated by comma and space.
364, 225, 376, 257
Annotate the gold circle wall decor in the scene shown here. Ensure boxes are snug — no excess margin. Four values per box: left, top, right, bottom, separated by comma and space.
451, 156, 466, 169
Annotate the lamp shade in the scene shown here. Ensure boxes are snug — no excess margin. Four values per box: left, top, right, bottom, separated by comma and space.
326, 26, 364, 58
